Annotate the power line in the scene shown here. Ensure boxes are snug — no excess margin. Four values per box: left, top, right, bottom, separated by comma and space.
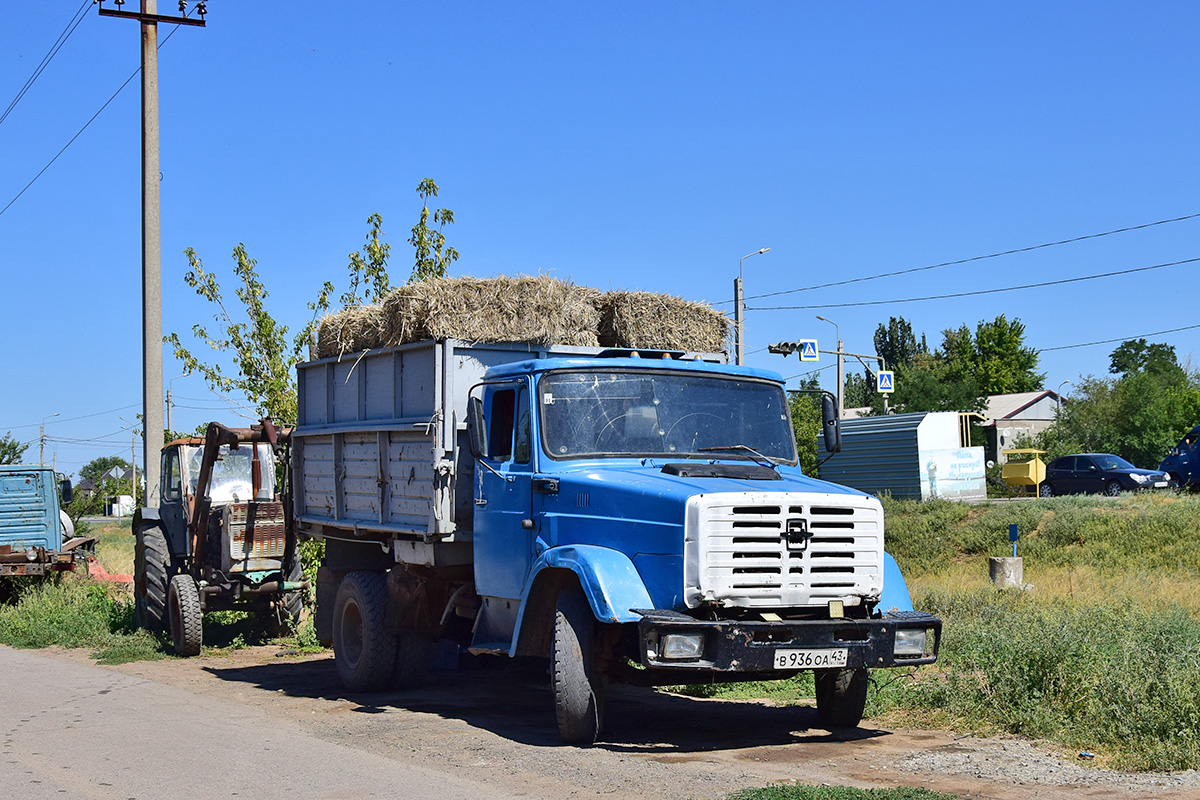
1041, 323, 1200, 353
750, 256, 1200, 311
0, 23, 183, 219
0, 0, 92, 128
716, 211, 1200, 305
2, 403, 140, 431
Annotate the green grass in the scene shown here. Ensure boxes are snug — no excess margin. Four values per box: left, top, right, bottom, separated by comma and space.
727, 785, 960, 800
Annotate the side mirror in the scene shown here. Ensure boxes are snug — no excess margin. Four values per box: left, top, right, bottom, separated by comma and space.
821, 394, 842, 454
467, 395, 487, 460
59, 479, 73, 504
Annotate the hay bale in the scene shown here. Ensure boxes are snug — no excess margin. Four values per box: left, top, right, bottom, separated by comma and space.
596, 290, 728, 353
379, 275, 601, 347
315, 305, 389, 359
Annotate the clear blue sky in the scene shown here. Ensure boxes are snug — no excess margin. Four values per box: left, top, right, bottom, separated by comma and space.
3, 2, 1199, 477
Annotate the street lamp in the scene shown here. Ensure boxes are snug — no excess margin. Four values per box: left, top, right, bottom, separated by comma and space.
39, 413, 59, 466
1057, 380, 1071, 415
734, 247, 771, 366
815, 316, 844, 420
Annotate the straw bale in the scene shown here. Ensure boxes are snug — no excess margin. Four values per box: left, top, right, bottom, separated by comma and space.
315, 305, 389, 359
596, 290, 729, 353
380, 275, 601, 347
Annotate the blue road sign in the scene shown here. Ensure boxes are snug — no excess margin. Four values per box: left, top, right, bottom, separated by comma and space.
798, 339, 818, 362
877, 370, 894, 393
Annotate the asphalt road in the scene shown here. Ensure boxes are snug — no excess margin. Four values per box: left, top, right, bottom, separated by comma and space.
0, 646, 526, 800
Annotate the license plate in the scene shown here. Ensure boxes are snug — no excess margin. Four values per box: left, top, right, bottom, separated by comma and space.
1154, 481, 1168, 488
774, 648, 848, 670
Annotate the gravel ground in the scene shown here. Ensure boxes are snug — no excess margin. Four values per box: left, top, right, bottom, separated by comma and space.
39, 646, 1200, 800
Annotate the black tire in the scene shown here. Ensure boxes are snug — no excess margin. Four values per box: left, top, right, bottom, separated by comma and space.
168, 573, 203, 657
332, 571, 396, 692
1104, 481, 1122, 497
1038, 483, 1053, 498
134, 526, 169, 632
390, 631, 433, 689
815, 667, 869, 729
552, 586, 605, 744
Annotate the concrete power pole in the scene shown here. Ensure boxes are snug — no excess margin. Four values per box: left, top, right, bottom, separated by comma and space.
99, 1, 205, 506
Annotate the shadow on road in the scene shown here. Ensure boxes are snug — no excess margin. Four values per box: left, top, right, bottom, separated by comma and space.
203, 655, 889, 753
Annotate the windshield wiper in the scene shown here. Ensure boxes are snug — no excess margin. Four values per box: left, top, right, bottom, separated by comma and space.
697, 445, 778, 469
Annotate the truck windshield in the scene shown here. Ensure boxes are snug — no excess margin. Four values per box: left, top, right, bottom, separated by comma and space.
185, 444, 276, 503
538, 370, 797, 463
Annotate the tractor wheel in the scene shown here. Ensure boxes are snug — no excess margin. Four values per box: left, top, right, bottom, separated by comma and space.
332, 571, 396, 692
815, 667, 869, 729
551, 586, 605, 744
168, 573, 204, 657
134, 526, 169, 632
272, 547, 305, 635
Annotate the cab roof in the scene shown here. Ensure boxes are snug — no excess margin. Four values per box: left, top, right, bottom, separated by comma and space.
482, 352, 786, 384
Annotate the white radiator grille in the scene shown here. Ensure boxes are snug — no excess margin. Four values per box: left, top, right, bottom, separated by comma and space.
684, 492, 883, 609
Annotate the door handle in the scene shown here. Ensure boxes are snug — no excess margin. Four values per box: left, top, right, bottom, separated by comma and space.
533, 478, 559, 494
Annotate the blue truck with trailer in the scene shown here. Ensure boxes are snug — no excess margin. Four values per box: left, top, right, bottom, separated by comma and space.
292, 338, 941, 743
0, 465, 89, 579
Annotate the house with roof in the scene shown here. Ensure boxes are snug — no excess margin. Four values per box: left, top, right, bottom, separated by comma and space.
979, 390, 1065, 464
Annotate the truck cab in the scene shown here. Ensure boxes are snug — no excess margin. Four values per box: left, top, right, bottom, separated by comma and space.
1159, 425, 1200, 488
466, 353, 939, 740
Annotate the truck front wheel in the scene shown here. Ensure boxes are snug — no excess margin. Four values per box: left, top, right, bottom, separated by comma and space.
168, 573, 203, 657
134, 526, 169, 632
815, 667, 869, 729
332, 571, 397, 692
551, 586, 605, 744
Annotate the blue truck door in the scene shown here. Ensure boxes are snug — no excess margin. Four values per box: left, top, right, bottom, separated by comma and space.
473, 383, 535, 600
0, 468, 54, 552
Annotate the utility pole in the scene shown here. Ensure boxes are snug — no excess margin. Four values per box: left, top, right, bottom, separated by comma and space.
40, 413, 59, 465
99, 1, 205, 507
131, 432, 138, 508
735, 248, 770, 366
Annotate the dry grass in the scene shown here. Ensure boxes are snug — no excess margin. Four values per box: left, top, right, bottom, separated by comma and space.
596, 290, 728, 353
908, 561, 1200, 613
314, 276, 730, 359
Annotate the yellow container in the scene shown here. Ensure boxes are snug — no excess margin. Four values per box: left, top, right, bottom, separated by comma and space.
1001, 448, 1047, 487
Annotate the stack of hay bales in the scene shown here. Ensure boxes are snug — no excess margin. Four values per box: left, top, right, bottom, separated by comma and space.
314, 275, 728, 359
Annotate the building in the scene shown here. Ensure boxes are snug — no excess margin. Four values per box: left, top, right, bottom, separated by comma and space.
980, 390, 1065, 464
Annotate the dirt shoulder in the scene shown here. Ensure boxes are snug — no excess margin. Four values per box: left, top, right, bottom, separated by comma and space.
42, 646, 1200, 800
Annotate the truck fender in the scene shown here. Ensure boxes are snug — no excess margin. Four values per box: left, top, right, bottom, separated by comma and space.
509, 545, 653, 657
132, 507, 162, 532
879, 552, 914, 613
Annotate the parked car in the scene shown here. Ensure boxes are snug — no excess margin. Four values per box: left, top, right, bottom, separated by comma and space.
1158, 425, 1200, 488
1040, 453, 1174, 497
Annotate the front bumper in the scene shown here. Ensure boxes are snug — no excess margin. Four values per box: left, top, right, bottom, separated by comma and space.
634, 608, 941, 672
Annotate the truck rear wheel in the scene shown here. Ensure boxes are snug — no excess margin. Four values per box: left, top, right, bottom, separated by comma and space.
168, 573, 204, 657
332, 571, 396, 692
551, 586, 605, 744
134, 526, 169, 632
815, 667, 869, 729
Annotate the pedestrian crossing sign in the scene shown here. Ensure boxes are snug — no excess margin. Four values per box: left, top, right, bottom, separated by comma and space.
798, 339, 819, 362
877, 370, 895, 393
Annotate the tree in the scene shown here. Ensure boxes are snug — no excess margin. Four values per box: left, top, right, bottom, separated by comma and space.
1037, 340, 1200, 466
842, 370, 875, 410
973, 315, 1042, 394
408, 179, 460, 282
340, 213, 392, 307
873, 316, 927, 371
80, 456, 130, 483
0, 432, 27, 465
789, 376, 824, 476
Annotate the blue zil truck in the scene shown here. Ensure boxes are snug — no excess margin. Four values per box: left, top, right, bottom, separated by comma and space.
290, 339, 940, 743
0, 465, 89, 580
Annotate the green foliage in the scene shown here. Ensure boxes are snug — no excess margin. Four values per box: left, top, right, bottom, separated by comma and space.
0, 580, 163, 664
80, 455, 130, 482
728, 786, 960, 800
0, 432, 28, 465
842, 370, 874, 409
408, 178, 460, 282
341, 212, 392, 306
788, 377, 823, 476
875, 590, 1200, 772
1037, 340, 1200, 467
866, 315, 1041, 416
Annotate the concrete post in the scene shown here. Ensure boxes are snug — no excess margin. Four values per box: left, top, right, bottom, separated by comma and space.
989, 556, 1024, 589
